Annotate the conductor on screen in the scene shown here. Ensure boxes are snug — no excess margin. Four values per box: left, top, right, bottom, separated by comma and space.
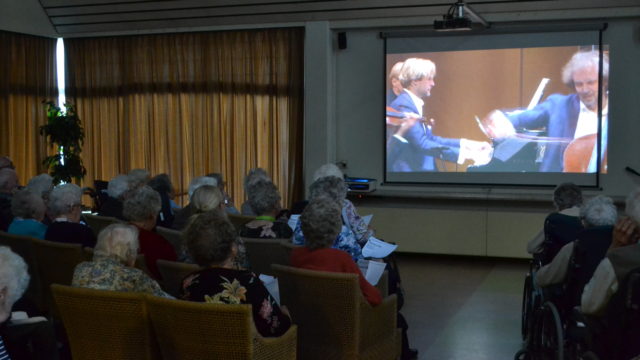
482, 50, 609, 173
387, 58, 492, 172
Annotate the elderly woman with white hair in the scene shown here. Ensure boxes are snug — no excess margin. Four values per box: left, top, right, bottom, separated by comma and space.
171, 175, 217, 230
240, 180, 292, 239
72, 223, 170, 298
240, 168, 270, 216
8, 189, 48, 239
124, 185, 177, 280
45, 184, 96, 248
98, 174, 130, 220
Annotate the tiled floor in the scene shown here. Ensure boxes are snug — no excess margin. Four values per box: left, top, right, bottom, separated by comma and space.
396, 253, 529, 359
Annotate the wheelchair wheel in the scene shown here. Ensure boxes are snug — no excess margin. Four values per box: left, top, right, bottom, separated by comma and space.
534, 301, 564, 360
522, 273, 533, 340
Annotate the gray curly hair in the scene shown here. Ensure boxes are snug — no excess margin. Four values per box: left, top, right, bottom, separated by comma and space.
184, 210, 238, 267
0, 246, 30, 309
94, 223, 140, 265
580, 195, 617, 227
188, 176, 217, 200
26, 174, 53, 200
107, 174, 130, 199
123, 185, 161, 222
309, 176, 347, 204
562, 50, 609, 88
48, 183, 82, 217
301, 197, 342, 250
312, 163, 343, 182
191, 185, 223, 213
247, 180, 281, 216
243, 168, 270, 192
11, 188, 45, 219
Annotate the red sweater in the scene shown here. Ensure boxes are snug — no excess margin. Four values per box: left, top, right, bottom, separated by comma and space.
136, 226, 177, 280
290, 247, 382, 306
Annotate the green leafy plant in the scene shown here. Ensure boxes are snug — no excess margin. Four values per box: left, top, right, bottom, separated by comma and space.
39, 101, 87, 185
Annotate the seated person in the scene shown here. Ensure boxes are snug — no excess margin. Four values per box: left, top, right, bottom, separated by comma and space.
8, 189, 48, 239
239, 180, 292, 239
123, 186, 177, 280
535, 195, 617, 288
127, 168, 150, 190
528, 182, 584, 263
171, 176, 217, 230
72, 223, 170, 298
208, 172, 240, 215
148, 174, 176, 228
0, 246, 58, 359
180, 210, 291, 337
45, 184, 96, 248
240, 168, 271, 216
25, 174, 54, 226
98, 174, 129, 220
0, 168, 19, 232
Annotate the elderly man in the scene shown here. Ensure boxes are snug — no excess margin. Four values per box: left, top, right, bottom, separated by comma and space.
0, 168, 19, 232
388, 57, 491, 172
485, 50, 609, 173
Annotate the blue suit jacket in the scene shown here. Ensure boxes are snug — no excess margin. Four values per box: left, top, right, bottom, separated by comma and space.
507, 93, 580, 172
387, 92, 460, 172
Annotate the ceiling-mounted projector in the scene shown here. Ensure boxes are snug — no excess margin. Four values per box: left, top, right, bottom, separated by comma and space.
434, 0, 490, 32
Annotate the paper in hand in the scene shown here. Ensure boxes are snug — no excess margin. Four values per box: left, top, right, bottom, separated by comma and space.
361, 237, 397, 259
287, 214, 300, 231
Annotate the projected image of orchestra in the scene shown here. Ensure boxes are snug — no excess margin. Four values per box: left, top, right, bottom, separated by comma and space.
385, 46, 608, 174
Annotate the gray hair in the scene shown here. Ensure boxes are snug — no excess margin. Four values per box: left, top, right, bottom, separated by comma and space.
11, 189, 45, 220
247, 180, 281, 216
185, 210, 237, 267
580, 195, 617, 227
243, 168, 270, 192
625, 187, 640, 224
312, 163, 343, 182
309, 176, 347, 204
562, 50, 609, 88
0, 168, 18, 192
207, 173, 224, 189
301, 197, 342, 250
399, 58, 436, 88
107, 174, 130, 199
0, 156, 14, 171
123, 185, 161, 222
94, 223, 139, 264
191, 185, 223, 213
127, 169, 150, 190
48, 183, 82, 217
0, 246, 30, 308
553, 182, 583, 211
188, 176, 217, 200
26, 174, 53, 200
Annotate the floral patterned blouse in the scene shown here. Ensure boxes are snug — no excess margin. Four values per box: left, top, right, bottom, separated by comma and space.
180, 267, 291, 337
72, 255, 172, 298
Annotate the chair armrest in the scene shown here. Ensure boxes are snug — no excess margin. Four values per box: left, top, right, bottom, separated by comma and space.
253, 324, 298, 360
359, 294, 397, 350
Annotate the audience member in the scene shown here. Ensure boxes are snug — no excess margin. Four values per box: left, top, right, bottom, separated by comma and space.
0, 168, 19, 232
535, 195, 617, 287
148, 174, 175, 228
239, 180, 292, 239
171, 176, 217, 230
72, 223, 171, 298
0, 246, 58, 359
98, 174, 129, 220
176, 185, 225, 262
240, 168, 270, 216
25, 174, 54, 225
180, 210, 291, 337
45, 184, 96, 248
0, 156, 14, 171
127, 168, 150, 190
8, 189, 48, 239
208, 172, 240, 214
123, 185, 177, 280
527, 182, 584, 263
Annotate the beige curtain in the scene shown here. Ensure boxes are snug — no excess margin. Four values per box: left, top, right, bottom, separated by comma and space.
65, 28, 304, 207
0, 31, 58, 185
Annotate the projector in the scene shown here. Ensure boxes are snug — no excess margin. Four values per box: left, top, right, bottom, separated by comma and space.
433, 17, 473, 31
345, 177, 377, 193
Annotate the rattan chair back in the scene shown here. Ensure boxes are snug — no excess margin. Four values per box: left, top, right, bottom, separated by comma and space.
82, 213, 121, 237
0, 231, 45, 312
156, 226, 184, 254
241, 237, 292, 275
155, 259, 199, 297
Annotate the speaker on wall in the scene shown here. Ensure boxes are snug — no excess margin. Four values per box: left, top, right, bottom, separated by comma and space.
338, 32, 347, 50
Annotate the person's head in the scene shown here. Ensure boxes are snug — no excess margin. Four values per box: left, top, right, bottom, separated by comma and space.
123, 185, 161, 228
11, 189, 46, 221
580, 195, 618, 227
207, 173, 225, 191
107, 174, 130, 200
301, 197, 342, 250
625, 187, 640, 225
191, 185, 224, 214
388, 61, 405, 96
188, 176, 217, 200
0, 168, 18, 194
562, 50, 609, 111
553, 182, 583, 211
184, 210, 238, 267
247, 180, 281, 216
309, 176, 347, 204
399, 58, 436, 98
26, 174, 53, 202
48, 183, 83, 221
148, 174, 173, 195
127, 169, 151, 190
0, 156, 14, 171
0, 246, 30, 323
312, 163, 343, 182
94, 223, 140, 266
243, 168, 270, 192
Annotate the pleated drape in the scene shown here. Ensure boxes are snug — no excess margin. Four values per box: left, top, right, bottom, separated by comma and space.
64, 28, 304, 206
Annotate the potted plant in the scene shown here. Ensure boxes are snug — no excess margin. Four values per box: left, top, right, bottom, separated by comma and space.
39, 101, 87, 185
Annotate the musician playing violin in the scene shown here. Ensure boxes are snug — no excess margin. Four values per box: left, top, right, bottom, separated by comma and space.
483, 50, 608, 173
387, 58, 492, 172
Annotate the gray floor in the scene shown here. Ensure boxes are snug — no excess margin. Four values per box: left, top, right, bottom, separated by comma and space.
396, 254, 529, 360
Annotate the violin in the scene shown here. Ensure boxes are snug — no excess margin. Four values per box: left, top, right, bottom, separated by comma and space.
386, 106, 432, 126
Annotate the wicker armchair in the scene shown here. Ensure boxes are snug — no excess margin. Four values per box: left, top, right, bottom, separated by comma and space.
156, 259, 199, 297
241, 237, 293, 276
0, 231, 45, 312
156, 226, 184, 254
272, 264, 400, 360
51, 284, 160, 360
82, 213, 121, 237
146, 296, 297, 360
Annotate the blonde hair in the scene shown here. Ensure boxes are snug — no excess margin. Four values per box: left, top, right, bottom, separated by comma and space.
399, 58, 436, 88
